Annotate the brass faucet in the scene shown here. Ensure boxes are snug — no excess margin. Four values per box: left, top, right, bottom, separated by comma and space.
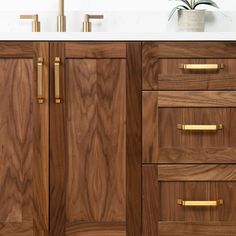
57, 0, 66, 32
20, 14, 41, 32
82, 14, 104, 32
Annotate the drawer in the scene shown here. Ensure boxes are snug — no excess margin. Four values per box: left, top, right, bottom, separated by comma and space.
142, 91, 236, 163
142, 165, 236, 236
142, 42, 236, 90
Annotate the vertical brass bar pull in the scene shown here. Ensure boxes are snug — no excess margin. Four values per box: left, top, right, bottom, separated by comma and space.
37, 57, 44, 104
54, 57, 62, 104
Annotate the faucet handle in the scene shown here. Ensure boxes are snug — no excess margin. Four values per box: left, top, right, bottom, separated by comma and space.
20, 14, 41, 32
82, 14, 104, 32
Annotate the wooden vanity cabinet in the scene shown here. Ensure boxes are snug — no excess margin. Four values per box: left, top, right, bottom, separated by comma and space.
0, 41, 142, 236
3, 40, 236, 236
142, 42, 236, 236
0, 42, 49, 235
50, 42, 142, 236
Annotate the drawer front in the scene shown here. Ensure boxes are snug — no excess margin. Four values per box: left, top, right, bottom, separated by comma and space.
142, 165, 236, 236
142, 42, 236, 90
142, 91, 236, 163
158, 222, 236, 236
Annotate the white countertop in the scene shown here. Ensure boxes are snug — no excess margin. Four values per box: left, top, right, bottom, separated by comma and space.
0, 32, 236, 41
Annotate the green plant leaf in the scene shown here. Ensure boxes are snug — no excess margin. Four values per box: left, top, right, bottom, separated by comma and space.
168, 5, 189, 21
178, 0, 193, 8
193, 0, 219, 9
170, 0, 192, 9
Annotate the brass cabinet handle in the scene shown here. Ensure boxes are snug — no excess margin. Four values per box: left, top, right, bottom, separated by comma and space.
54, 57, 62, 104
177, 124, 223, 131
37, 57, 44, 104
177, 199, 223, 207
179, 64, 224, 70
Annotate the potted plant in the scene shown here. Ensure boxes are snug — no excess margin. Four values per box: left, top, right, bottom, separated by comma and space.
169, 0, 219, 32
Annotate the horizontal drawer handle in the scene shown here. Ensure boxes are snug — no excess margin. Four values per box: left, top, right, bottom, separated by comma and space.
179, 63, 224, 70
177, 199, 223, 207
177, 124, 223, 131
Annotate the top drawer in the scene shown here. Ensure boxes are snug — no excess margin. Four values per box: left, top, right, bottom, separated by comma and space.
142, 42, 236, 90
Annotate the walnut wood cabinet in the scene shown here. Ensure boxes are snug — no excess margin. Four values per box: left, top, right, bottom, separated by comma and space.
142, 42, 236, 236
1, 41, 236, 236
0, 42, 49, 235
49, 43, 142, 236
0, 42, 141, 236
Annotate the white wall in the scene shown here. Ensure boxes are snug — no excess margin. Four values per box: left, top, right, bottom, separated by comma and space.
0, 0, 235, 12
0, 0, 235, 32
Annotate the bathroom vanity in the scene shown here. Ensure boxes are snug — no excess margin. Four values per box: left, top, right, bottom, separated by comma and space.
0, 35, 236, 236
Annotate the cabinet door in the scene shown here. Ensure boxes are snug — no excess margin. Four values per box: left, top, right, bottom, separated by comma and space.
0, 42, 49, 235
50, 43, 142, 236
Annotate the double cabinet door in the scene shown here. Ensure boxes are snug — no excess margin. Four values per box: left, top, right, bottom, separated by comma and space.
0, 42, 142, 236
142, 42, 236, 236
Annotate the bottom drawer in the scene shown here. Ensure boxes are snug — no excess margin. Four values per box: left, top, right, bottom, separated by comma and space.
142, 165, 236, 236
158, 222, 236, 236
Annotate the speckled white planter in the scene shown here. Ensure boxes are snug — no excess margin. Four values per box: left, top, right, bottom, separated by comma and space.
178, 9, 205, 32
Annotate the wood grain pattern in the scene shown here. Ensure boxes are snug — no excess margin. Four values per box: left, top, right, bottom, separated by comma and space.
157, 74, 236, 91
142, 92, 158, 163
0, 58, 32, 224
65, 43, 126, 58
33, 42, 49, 235
0, 42, 49, 235
158, 107, 236, 163
158, 91, 236, 107
142, 166, 159, 236
65, 58, 126, 223
143, 91, 236, 163
0, 222, 33, 236
159, 147, 236, 163
142, 165, 236, 235
143, 42, 236, 58
142, 42, 236, 236
50, 42, 66, 236
160, 181, 236, 221
158, 165, 236, 181
0, 42, 34, 57
142, 42, 236, 90
66, 222, 126, 236
50, 42, 143, 236
126, 43, 142, 236
158, 222, 236, 236
156, 58, 236, 91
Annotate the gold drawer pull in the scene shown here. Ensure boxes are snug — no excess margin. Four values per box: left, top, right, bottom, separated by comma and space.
179, 64, 224, 70
177, 124, 223, 131
37, 57, 44, 104
54, 57, 62, 104
177, 199, 223, 207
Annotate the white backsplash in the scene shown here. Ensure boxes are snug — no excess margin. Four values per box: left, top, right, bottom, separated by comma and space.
0, 11, 235, 33
1, 0, 236, 11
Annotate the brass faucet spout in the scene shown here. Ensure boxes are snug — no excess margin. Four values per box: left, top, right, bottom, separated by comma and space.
57, 0, 66, 32
59, 0, 64, 16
